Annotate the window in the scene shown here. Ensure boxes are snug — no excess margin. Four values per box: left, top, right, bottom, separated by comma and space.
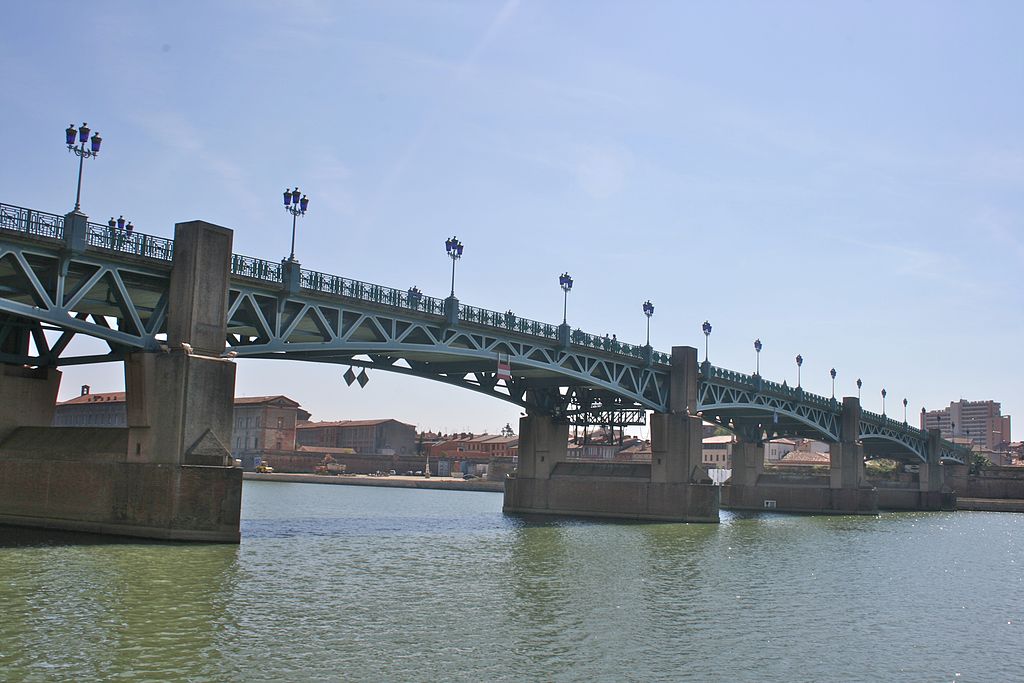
277, 417, 284, 429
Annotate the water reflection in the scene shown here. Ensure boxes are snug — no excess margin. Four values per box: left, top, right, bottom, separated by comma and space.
0, 527, 240, 680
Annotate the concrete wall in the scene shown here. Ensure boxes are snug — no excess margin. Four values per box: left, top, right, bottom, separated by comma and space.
0, 427, 241, 541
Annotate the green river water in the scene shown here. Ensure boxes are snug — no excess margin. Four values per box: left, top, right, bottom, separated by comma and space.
1, 480, 1020, 682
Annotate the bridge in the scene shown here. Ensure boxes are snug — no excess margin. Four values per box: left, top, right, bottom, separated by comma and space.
0, 201, 969, 540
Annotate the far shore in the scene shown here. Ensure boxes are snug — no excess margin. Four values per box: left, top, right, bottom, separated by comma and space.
243, 471, 505, 493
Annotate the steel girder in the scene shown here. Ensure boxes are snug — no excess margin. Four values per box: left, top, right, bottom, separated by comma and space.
697, 377, 842, 442
224, 286, 670, 415
0, 241, 168, 365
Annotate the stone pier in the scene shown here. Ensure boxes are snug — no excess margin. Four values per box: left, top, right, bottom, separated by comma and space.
503, 345, 719, 522
875, 428, 955, 511
0, 220, 242, 542
721, 396, 878, 514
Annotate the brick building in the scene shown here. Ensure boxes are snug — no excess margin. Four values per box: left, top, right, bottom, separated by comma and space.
53, 386, 127, 427
228, 395, 311, 469
296, 419, 416, 455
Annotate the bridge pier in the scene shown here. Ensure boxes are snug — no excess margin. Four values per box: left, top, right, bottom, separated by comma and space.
874, 429, 955, 511
503, 346, 719, 522
0, 220, 241, 542
722, 396, 878, 514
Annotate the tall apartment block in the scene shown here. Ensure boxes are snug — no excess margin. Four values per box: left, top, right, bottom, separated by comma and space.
920, 400, 1011, 449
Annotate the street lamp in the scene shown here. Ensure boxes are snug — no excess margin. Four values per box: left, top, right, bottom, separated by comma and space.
795, 354, 803, 388
830, 368, 837, 399
903, 397, 908, 423
754, 338, 762, 376
857, 378, 862, 400
642, 300, 654, 346
66, 122, 102, 212
107, 215, 134, 248
283, 187, 310, 262
702, 320, 712, 362
407, 286, 422, 309
445, 236, 463, 296
881, 388, 887, 416
559, 272, 573, 324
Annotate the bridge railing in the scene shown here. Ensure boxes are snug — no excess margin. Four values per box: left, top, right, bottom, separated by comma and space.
706, 365, 837, 408
86, 222, 175, 261
299, 268, 447, 316
232, 254, 283, 282
861, 408, 924, 437
0, 203, 65, 240
460, 305, 560, 340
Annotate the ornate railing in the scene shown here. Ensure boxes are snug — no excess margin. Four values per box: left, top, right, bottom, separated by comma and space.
460, 305, 559, 340
231, 254, 283, 282
0, 203, 65, 240
300, 268, 446, 316
705, 365, 838, 409
86, 222, 174, 261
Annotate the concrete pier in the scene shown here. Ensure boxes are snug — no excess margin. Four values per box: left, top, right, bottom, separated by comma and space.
0, 220, 242, 542
722, 396, 878, 515
504, 346, 719, 522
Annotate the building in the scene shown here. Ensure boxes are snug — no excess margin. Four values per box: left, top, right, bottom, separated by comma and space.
230, 396, 310, 468
702, 434, 735, 468
52, 385, 126, 426
297, 419, 416, 455
921, 400, 1012, 450
764, 438, 797, 462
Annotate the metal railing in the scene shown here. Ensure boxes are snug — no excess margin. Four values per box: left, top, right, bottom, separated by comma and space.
300, 268, 447, 316
232, 254, 283, 282
0, 203, 65, 240
460, 305, 559, 340
86, 222, 174, 261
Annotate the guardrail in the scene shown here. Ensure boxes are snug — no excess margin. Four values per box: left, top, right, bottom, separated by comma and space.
86, 222, 174, 261
232, 254, 282, 282
300, 268, 446, 316
0, 203, 65, 240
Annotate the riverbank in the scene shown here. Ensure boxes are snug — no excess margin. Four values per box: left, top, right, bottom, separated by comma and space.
956, 497, 1024, 512
243, 471, 504, 492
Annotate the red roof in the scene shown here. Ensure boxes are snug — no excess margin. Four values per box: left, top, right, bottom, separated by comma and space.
58, 391, 126, 405
234, 395, 301, 407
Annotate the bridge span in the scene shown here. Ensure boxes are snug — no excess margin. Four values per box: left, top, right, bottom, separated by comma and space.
0, 202, 968, 540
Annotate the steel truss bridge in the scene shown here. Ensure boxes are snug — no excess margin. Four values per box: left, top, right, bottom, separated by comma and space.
0, 201, 967, 464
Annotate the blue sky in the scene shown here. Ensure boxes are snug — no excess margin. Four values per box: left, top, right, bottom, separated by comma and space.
3, 1, 1021, 436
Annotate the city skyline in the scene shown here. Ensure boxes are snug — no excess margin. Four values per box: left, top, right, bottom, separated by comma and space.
3, 2, 1021, 433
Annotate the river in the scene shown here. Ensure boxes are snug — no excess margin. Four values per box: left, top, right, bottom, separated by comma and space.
1, 481, 1020, 681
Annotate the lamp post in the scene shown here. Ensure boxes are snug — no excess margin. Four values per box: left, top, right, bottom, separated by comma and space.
903, 397, 908, 423
106, 215, 134, 248
857, 378, 862, 400
702, 320, 712, 362
66, 122, 102, 212
283, 187, 310, 262
881, 388, 887, 416
407, 286, 422, 309
643, 300, 654, 346
559, 272, 573, 324
830, 368, 837, 399
754, 338, 762, 376
445, 236, 463, 296
795, 354, 803, 388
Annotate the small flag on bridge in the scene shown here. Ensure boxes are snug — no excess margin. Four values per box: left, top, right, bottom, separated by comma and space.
497, 354, 511, 381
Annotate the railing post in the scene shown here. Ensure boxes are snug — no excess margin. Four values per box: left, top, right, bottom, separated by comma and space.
63, 209, 89, 255
444, 295, 459, 326
281, 258, 302, 294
